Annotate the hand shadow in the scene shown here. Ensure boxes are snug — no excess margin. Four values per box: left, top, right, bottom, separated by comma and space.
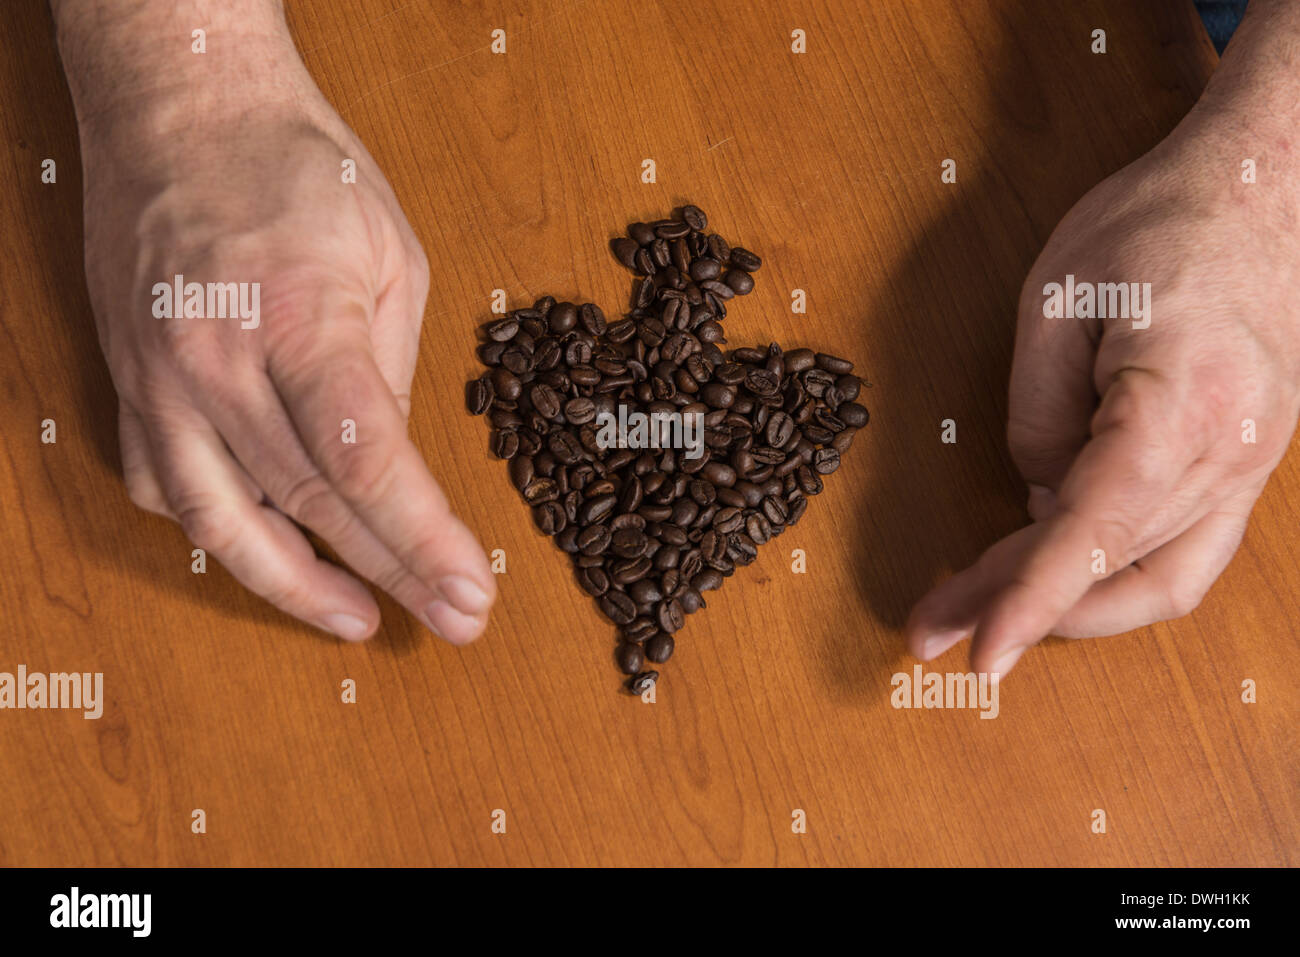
832, 0, 1213, 699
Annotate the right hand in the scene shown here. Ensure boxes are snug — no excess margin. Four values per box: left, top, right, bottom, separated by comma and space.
75, 51, 495, 644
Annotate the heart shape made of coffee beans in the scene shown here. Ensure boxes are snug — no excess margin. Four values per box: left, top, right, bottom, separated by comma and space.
467, 205, 867, 694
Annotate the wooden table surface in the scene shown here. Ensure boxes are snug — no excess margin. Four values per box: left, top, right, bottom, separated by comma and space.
1, 0, 1295, 866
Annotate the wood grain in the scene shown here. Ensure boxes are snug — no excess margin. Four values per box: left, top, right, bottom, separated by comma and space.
0, 0, 1294, 866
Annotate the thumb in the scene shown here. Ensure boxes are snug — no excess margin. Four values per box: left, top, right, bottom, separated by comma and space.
1006, 271, 1101, 493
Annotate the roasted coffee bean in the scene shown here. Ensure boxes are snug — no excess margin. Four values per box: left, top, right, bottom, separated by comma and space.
713, 506, 743, 533
730, 247, 762, 271
530, 383, 561, 419
616, 642, 645, 674
578, 302, 607, 335
802, 368, 834, 397
623, 617, 658, 644
628, 671, 659, 694
681, 205, 708, 230
564, 397, 597, 425
657, 524, 689, 547
701, 462, 737, 487
522, 476, 559, 505
730, 534, 758, 563
466, 377, 493, 414
548, 431, 585, 464
653, 218, 689, 239
629, 579, 663, 605
700, 279, 734, 301
692, 568, 724, 591
724, 270, 754, 295
689, 479, 717, 505
603, 318, 634, 343
656, 598, 685, 633
660, 568, 684, 599
500, 346, 532, 375
652, 544, 680, 571
508, 454, 535, 492
645, 238, 667, 269
611, 237, 639, 270
569, 364, 601, 388
765, 410, 795, 447
645, 632, 675, 663
688, 257, 721, 282
782, 348, 814, 372
746, 512, 772, 544
577, 565, 610, 596
578, 524, 612, 555
812, 448, 841, 474
815, 408, 846, 433
580, 493, 617, 525
533, 501, 565, 534
802, 424, 834, 445
548, 302, 577, 333
612, 555, 652, 584
745, 367, 780, 396
716, 486, 746, 509
815, 352, 853, 375
490, 367, 523, 401
629, 222, 657, 245
839, 402, 869, 427
612, 527, 649, 558
796, 465, 823, 496
762, 495, 788, 525
555, 526, 580, 553
670, 237, 692, 274
491, 430, 519, 459
599, 591, 637, 625
486, 317, 519, 341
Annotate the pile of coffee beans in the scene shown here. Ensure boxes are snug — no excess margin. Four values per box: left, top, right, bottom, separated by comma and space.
466, 205, 867, 693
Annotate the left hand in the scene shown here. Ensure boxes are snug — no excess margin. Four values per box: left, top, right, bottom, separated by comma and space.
906, 109, 1300, 678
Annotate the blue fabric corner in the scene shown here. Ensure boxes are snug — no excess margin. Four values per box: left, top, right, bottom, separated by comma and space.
1196, 0, 1249, 54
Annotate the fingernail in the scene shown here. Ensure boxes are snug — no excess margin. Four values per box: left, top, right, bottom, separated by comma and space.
921, 629, 967, 660
322, 612, 370, 642
438, 575, 491, 616
422, 598, 480, 646
989, 645, 1029, 680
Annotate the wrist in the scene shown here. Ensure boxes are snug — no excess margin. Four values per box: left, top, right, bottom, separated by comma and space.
52, 1, 322, 144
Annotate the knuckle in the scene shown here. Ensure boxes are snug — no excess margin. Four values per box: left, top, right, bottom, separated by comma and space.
1092, 512, 1145, 564
257, 574, 308, 613
279, 472, 342, 533
157, 318, 214, 376
368, 558, 412, 598
328, 441, 397, 505
177, 500, 239, 555
1095, 371, 1166, 436
1123, 443, 1169, 492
